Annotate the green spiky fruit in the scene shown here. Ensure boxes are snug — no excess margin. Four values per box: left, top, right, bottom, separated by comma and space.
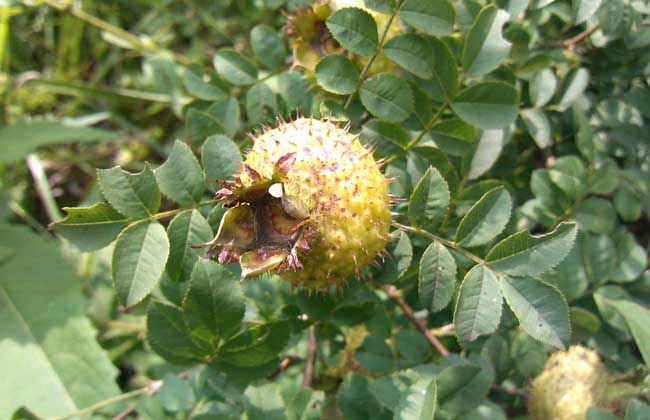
529, 345, 639, 420
200, 117, 392, 290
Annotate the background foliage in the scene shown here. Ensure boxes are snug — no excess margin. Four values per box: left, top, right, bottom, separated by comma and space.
1, 0, 650, 418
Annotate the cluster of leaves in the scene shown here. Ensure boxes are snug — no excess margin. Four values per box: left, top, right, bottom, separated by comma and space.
2, 0, 650, 419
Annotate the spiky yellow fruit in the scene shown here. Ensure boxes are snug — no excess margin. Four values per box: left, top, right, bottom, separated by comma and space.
201, 117, 392, 290
529, 345, 637, 420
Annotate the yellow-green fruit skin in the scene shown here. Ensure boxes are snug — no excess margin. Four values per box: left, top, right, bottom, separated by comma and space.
529, 346, 610, 420
242, 117, 391, 289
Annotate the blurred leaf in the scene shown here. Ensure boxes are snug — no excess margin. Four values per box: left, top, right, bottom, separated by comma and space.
611, 301, 650, 366
462, 5, 511, 77
0, 120, 115, 164
451, 82, 519, 129
436, 363, 490, 419
464, 129, 505, 180
570, 307, 601, 335
530, 68, 558, 107
182, 67, 227, 101
428, 119, 476, 157
315, 55, 359, 95
593, 285, 632, 336
383, 34, 436, 79
587, 407, 618, 420
624, 399, 650, 420
521, 108, 553, 149
158, 374, 195, 412
614, 188, 642, 222
112, 220, 169, 307
53, 203, 128, 252
408, 166, 450, 232
246, 82, 278, 126
166, 210, 212, 282
393, 378, 437, 420
185, 107, 225, 141
364, 0, 394, 13
375, 230, 413, 285
337, 373, 387, 420
244, 383, 286, 420
183, 259, 245, 348
556, 68, 589, 111
573, 0, 602, 24
213, 49, 258, 86
610, 233, 647, 283
97, 164, 161, 218
201, 134, 242, 184
250, 25, 287, 70
419, 241, 457, 312
400, 0, 455, 36
486, 222, 577, 276
548, 155, 587, 199
454, 265, 503, 344
155, 140, 205, 205
362, 119, 409, 155
582, 233, 615, 284
575, 198, 616, 234
360, 73, 414, 122
326, 7, 379, 56
218, 321, 290, 367
500, 276, 570, 349
456, 187, 512, 247
0, 225, 120, 418
356, 335, 394, 373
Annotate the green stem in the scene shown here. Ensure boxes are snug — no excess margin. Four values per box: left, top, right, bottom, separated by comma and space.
392, 221, 485, 265
47, 381, 162, 420
343, 0, 403, 111
26, 153, 63, 223
149, 199, 221, 221
385, 101, 449, 165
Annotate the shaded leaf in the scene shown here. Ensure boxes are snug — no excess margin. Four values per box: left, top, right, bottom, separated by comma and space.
315, 55, 359, 95
393, 379, 437, 420
166, 210, 213, 282
454, 265, 503, 344
462, 5, 511, 77
201, 134, 242, 184
408, 166, 450, 232
419, 241, 457, 312
213, 49, 258, 86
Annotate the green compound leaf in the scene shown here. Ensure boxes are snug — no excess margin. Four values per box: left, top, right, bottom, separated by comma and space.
166, 209, 213, 282
419, 241, 457, 312
201, 134, 242, 184
155, 140, 205, 205
218, 321, 290, 367
53, 203, 128, 252
0, 225, 120, 418
408, 166, 450, 232
250, 25, 287, 71
182, 258, 245, 346
455, 187, 512, 247
454, 265, 503, 344
146, 301, 211, 366
393, 378, 437, 420
359, 73, 414, 122
213, 49, 258, 86
315, 55, 360, 95
451, 82, 519, 129
112, 220, 169, 307
326, 7, 379, 56
486, 222, 577, 276
383, 34, 436, 79
500, 276, 571, 349
462, 5, 511, 77
400, 0, 455, 36
97, 164, 161, 219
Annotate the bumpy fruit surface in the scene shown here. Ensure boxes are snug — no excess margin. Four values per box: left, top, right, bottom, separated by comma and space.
201, 117, 392, 290
529, 346, 612, 420
286, 0, 397, 77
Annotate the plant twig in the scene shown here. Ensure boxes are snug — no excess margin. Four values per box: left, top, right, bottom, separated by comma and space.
303, 324, 317, 388
268, 355, 301, 380
343, 0, 403, 111
48, 380, 163, 420
551, 24, 600, 48
26, 153, 63, 223
111, 404, 137, 420
491, 384, 529, 399
382, 284, 449, 356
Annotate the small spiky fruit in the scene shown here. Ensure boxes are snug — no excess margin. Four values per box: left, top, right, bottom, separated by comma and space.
286, 0, 398, 77
529, 345, 638, 420
200, 117, 392, 290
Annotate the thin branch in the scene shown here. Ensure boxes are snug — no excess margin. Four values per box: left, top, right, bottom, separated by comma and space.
491, 384, 529, 399
268, 355, 301, 380
551, 24, 600, 48
26, 154, 63, 223
111, 404, 137, 420
303, 325, 317, 388
343, 0, 403, 111
382, 284, 449, 356
48, 380, 163, 420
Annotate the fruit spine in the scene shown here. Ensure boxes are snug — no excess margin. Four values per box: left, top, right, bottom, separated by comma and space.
197, 117, 393, 290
